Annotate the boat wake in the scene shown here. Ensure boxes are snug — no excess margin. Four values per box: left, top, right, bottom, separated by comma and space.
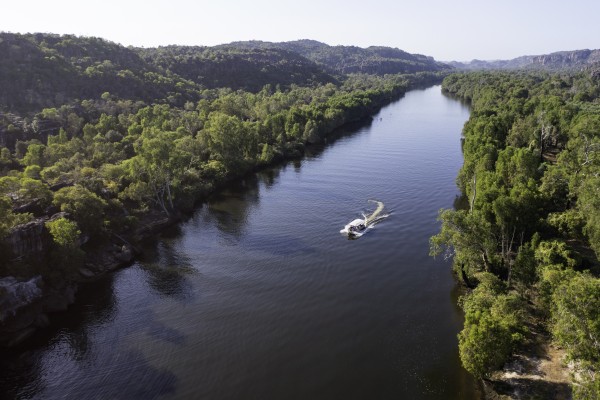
340, 200, 390, 239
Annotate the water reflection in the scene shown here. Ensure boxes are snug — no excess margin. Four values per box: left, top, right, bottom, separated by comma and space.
256, 167, 282, 189
138, 241, 196, 300
146, 320, 187, 346
43, 350, 177, 400
1, 87, 479, 400
0, 276, 118, 399
203, 175, 262, 240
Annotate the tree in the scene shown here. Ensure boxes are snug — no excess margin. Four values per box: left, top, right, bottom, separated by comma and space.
22, 143, 46, 167
430, 209, 496, 275
123, 127, 187, 215
552, 274, 600, 365
18, 178, 52, 206
53, 185, 107, 234
458, 273, 525, 379
0, 196, 32, 239
202, 112, 251, 172
46, 217, 81, 248
578, 176, 600, 257
45, 217, 84, 281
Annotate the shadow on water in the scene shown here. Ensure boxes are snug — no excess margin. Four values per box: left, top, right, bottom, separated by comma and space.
304, 117, 375, 160
256, 167, 282, 189
0, 272, 186, 399
138, 238, 197, 300
198, 115, 377, 241
0, 276, 118, 399
58, 349, 178, 400
202, 174, 262, 240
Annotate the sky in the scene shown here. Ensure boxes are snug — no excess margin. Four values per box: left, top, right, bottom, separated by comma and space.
2, 0, 599, 61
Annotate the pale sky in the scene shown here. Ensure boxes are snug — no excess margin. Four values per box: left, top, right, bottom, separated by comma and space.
2, 0, 599, 61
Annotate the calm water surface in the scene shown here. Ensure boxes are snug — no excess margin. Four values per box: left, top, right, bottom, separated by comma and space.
1, 86, 477, 399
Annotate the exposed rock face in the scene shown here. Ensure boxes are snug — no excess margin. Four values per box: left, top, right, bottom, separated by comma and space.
0, 276, 47, 347
0, 276, 43, 322
4, 212, 68, 260
81, 244, 135, 279
532, 49, 600, 68
5, 218, 49, 260
450, 49, 600, 71
0, 277, 81, 347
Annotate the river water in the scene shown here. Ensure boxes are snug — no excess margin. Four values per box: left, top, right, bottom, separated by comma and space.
1, 86, 477, 399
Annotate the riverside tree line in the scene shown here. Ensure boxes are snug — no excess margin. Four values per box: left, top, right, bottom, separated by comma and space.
0, 68, 442, 281
431, 70, 600, 398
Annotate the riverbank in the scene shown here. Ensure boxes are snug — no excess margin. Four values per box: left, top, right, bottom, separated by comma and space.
0, 75, 448, 348
1, 85, 476, 399
436, 71, 600, 399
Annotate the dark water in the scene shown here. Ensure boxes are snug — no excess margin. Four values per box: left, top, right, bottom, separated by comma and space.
1, 86, 477, 400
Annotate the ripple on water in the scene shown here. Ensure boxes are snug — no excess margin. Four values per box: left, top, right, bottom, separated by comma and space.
2, 86, 477, 400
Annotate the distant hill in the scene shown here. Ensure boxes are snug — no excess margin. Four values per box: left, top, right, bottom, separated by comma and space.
137, 45, 338, 92
0, 33, 447, 114
449, 49, 600, 70
223, 39, 451, 75
0, 32, 199, 112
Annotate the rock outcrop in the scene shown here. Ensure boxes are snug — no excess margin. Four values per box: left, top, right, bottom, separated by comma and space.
0, 276, 46, 347
0, 276, 43, 322
449, 49, 600, 71
5, 218, 49, 260
4, 212, 68, 261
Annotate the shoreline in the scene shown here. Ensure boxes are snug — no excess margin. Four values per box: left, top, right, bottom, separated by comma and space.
0, 78, 445, 348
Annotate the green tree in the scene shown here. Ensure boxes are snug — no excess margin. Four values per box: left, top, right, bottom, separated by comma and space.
578, 176, 600, 257
18, 178, 52, 206
430, 209, 496, 275
22, 143, 46, 167
53, 185, 107, 234
46, 217, 81, 247
458, 273, 525, 379
552, 274, 600, 365
45, 217, 84, 281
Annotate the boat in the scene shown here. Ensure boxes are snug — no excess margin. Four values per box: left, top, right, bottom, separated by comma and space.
340, 200, 386, 238
343, 219, 367, 236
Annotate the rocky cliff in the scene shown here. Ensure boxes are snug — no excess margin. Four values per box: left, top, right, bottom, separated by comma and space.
449, 48, 600, 71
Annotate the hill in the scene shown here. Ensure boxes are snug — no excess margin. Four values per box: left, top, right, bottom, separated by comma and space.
0, 32, 199, 112
223, 39, 451, 75
137, 45, 338, 92
449, 48, 600, 70
0, 33, 451, 115
0, 33, 338, 113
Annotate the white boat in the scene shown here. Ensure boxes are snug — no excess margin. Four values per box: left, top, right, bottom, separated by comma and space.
341, 218, 367, 237
340, 200, 387, 238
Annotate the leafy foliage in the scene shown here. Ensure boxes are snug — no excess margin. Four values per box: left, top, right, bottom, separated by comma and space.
223, 39, 450, 75
433, 70, 600, 388
0, 32, 447, 286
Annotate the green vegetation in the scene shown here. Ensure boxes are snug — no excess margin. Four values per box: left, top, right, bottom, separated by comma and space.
0, 33, 449, 114
222, 39, 450, 75
0, 32, 447, 286
431, 70, 600, 396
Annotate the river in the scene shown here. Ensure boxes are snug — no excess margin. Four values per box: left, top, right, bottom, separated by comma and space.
1, 85, 477, 399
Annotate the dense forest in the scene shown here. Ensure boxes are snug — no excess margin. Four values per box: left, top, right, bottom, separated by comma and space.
0, 32, 449, 340
222, 39, 450, 75
0, 33, 450, 113
431, 70, 600, 398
